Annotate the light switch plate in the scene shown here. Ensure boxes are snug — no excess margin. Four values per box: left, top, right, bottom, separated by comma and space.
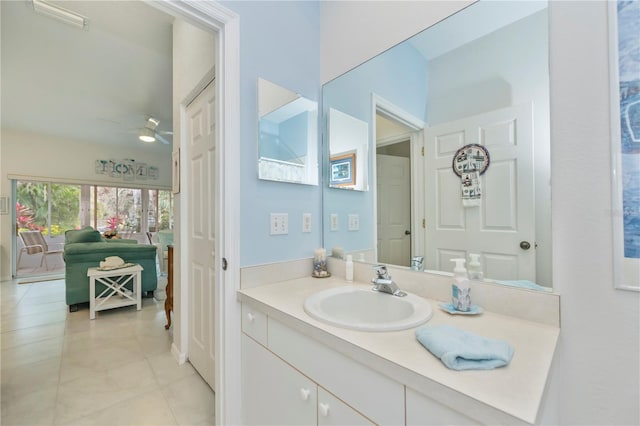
348, 214, 359, 231
330, 214, 339, 231
270, 213, 288, 235
302, 213, 312, 233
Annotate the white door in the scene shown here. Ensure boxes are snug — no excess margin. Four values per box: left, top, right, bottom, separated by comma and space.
424, 103, 535, 281
186, 80, 216, 387
377, 154, 411, 267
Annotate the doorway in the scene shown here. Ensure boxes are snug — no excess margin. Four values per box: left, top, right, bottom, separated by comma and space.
373, 96, 426, 267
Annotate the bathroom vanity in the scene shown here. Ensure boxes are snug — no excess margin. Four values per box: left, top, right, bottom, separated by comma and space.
238, 264, 560, 425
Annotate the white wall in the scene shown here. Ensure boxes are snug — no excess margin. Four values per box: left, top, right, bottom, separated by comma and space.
320, 1, 640, 425
0, 129, 172, 281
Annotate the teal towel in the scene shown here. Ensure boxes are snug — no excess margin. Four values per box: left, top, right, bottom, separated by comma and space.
415, 324, 514, 371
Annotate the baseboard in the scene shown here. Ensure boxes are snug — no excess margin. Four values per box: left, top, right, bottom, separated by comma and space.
171, 342, 188, 364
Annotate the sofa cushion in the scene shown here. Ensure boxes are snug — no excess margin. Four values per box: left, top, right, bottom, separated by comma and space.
103, 238, 137, 244
64, 242, 156, 263
65, 227, 101, 244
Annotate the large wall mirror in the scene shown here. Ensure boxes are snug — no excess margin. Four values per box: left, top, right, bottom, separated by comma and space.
322, 1, 553, 290
258, 78, 318, 185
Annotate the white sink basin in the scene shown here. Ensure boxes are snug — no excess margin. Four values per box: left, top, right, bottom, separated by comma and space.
303, 285, 433, 332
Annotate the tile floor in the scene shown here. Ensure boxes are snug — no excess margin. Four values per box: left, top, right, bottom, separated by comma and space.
1, 278, 215, 425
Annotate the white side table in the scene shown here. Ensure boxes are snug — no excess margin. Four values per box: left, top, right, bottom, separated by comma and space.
87, 264, 143, 319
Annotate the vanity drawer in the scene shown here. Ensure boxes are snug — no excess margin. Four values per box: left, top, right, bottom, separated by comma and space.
268, 318, 404, 425
241, 303, 268, 346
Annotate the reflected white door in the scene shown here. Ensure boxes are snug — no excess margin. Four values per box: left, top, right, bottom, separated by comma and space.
187, 80, 216, 387
377, 154, 411, 267
424, 103, 535, 281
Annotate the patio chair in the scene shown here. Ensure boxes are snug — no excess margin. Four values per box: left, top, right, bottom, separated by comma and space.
18, 230, 64, 271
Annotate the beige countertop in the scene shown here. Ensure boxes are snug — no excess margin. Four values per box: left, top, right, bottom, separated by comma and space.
238, 276, 560, 425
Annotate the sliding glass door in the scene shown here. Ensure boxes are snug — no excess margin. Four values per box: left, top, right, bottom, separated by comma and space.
14, 179, 172, 277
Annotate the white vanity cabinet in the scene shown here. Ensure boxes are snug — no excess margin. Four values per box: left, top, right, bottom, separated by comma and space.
242, 334, 317, 425
406, 387, 480, 426
238, 276, 561, 426
241, 302, 396, 425
242, 333, 374, 425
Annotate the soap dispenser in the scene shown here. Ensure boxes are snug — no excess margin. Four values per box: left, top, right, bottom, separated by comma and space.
450, 258, 471, 312
468, 253, 484, 281
345, 254, 354, 282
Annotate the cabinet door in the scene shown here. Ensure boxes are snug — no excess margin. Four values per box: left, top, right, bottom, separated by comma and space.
242, 334, 317, 425
318, 387, 374, 426
406, 387, 479, 426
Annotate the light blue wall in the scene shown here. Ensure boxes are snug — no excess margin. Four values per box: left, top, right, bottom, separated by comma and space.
221, 1, 321, 266
322, 42, 428, 254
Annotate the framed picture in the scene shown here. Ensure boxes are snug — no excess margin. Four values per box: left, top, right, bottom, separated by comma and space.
330, 153, 356, 187
172, 149, 180, 194
0, 196, 9, 215
609, 1, 639, 291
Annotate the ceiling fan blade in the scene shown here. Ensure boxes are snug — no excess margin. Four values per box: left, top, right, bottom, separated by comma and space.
155, 133, 171, 145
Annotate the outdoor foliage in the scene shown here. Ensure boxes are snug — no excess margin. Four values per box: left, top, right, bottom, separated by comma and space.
16, 182, 80, 235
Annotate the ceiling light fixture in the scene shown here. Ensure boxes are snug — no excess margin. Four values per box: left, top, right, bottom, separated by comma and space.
32, 0, 89, 30
139, 128, 156, 143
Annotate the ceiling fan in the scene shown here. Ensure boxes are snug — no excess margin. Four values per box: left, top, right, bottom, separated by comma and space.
138, 117, 172, 145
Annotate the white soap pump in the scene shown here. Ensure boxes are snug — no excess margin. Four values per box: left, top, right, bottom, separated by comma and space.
345, 254, 354, 282
468, 253, 484, 281
451, 258, 471, 312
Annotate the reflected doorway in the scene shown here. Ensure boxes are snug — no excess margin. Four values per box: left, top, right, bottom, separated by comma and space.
375, 112, 421, 267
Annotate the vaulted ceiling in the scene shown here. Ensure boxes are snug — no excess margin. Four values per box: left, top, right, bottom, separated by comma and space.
1, 0, 174, 151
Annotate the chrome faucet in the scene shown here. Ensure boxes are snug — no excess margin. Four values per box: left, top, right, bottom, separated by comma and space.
410, 256, 424, 271
371, 265, 406, 297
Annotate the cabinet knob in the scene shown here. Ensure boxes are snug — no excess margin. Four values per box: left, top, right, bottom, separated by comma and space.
300, 388, 311, 401
247, 313, 255, 323
319, 403, 330, 417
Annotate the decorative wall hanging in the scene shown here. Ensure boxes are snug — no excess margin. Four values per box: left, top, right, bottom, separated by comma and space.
609, 0, 639, 291
452, 144, 490, 208
330, 152, 356, 187
95, 159, 159, 181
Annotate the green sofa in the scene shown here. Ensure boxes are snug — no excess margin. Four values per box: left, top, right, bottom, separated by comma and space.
63, 227, 158, 311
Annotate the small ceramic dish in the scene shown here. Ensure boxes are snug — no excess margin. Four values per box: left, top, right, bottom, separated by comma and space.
438, 302, 483, 315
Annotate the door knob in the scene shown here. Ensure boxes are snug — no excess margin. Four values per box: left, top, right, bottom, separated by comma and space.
404, 230, 411, 235
520, 241, 531, 250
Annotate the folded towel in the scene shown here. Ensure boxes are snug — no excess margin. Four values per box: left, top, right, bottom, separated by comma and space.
415, 324, 514, 371
100, 256, 125, 269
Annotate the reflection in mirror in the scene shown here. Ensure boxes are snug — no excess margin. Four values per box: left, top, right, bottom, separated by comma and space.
258, 78, 318, 185
322, 1, 552, 290
328, 108, 369, 191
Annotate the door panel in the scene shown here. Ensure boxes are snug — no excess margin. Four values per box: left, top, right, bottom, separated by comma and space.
377, 154, 411, 267
187, 80, 216, 388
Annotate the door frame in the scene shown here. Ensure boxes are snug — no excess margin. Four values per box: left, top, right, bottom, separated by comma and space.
153, 2, 241, 424
371, 94, 425, 262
